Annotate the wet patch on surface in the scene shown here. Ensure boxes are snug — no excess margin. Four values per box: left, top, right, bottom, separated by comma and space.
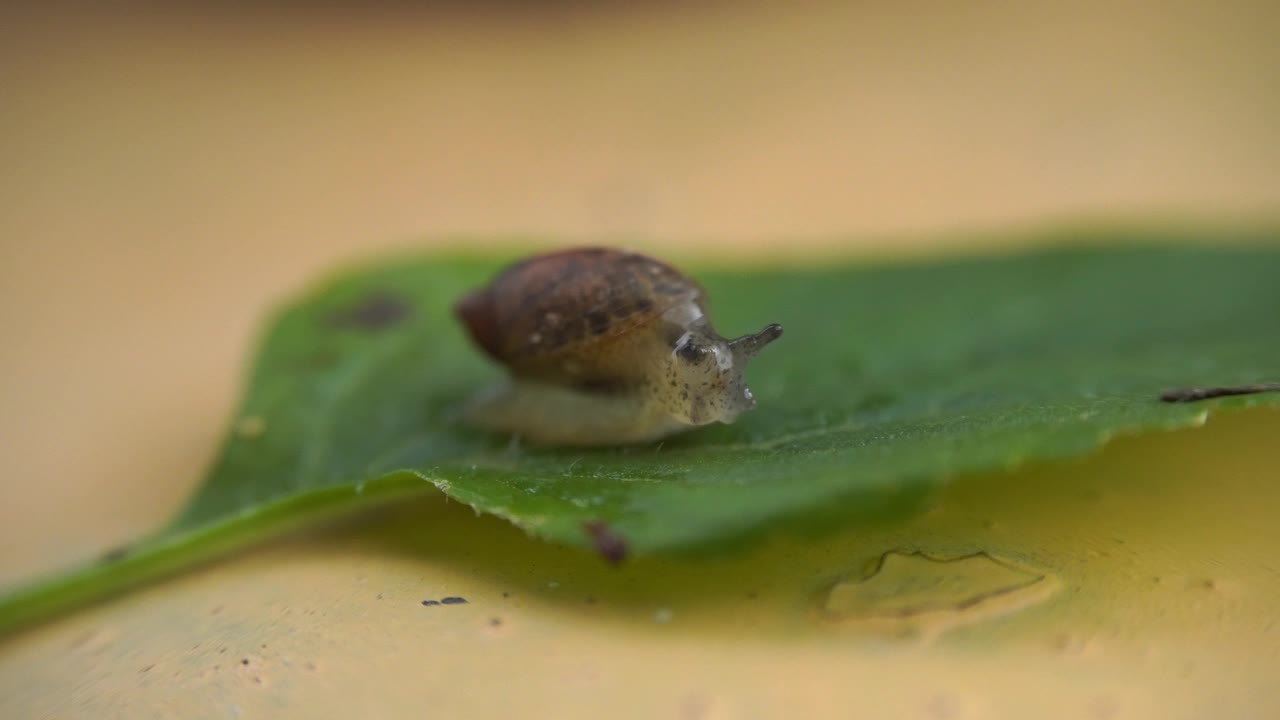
818, 550, 1059, 641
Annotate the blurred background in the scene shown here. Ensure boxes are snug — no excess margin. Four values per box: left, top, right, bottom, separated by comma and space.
1, 1, 1278, 585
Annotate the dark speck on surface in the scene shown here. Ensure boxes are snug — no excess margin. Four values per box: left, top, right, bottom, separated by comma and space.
441, 596, 468, 605
328, 291, 412, 331
421, 600, 440, 606
98, 544, 133, 564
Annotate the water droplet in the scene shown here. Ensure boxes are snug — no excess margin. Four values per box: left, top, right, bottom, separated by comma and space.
653, 608, 674, 623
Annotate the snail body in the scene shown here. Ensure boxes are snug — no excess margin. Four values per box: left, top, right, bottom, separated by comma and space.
455, 247, 783, 446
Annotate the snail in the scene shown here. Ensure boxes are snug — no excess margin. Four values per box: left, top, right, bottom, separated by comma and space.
454, 247, 783, 446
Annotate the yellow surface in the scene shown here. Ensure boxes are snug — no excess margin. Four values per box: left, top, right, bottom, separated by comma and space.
2, 2, 1279, 718
2, 409, 1278, 718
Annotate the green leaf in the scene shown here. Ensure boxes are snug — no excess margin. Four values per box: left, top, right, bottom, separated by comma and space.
3, 236, 1279, 636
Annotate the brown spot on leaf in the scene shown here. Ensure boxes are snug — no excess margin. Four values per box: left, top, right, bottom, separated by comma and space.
583, 520, 629, 565
1160, 383, 1280, 402
328, 291, 412, 331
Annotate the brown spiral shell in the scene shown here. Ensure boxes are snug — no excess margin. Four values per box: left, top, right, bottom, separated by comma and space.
455, 247, 704, 376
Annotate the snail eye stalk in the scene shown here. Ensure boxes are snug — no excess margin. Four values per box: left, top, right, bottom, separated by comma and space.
728, 323, 784, 362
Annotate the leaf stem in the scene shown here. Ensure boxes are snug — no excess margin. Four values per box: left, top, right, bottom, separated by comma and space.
0, 472, 433, 641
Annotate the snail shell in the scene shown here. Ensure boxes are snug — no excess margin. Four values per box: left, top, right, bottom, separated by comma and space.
455, 247, 783, 446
